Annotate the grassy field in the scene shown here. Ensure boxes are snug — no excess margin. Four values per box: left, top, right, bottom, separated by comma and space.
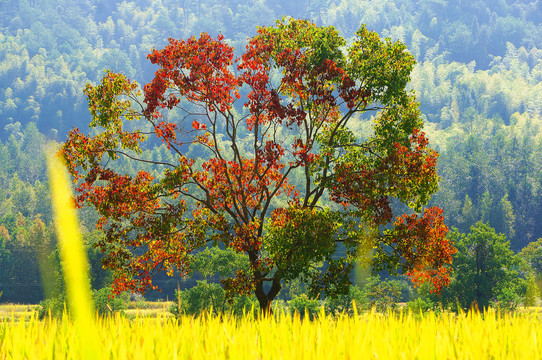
123, 301, 175, 318
0, 304, 39, 321
0, 301, 174, 319
0, 307, 541, 359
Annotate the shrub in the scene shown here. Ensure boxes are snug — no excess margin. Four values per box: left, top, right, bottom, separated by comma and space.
324, 285, 365, 316
170, 280, 259, 318
362, 276, 403, 312
92, 287, 127, 316
230, 294, 259, 317
406, 298, 435, 313
288, 294, 321, 320
37, 296, 66, 319
170, 280, 225, 317
524, 275, 538, 307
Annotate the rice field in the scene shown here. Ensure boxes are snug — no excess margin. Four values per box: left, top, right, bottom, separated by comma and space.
1, 308, 541, 359
0, 304, 38, 321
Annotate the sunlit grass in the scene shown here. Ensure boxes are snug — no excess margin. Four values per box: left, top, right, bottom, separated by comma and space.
1, 309, 542, 359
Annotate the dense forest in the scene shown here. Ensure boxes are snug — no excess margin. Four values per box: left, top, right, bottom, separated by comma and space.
0, 0, 541, 308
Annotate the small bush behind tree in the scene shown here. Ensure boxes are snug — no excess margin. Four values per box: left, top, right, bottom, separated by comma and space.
362, 276, 404, 312
287, 294, 322, 320
169, 280, 258, 317
323, 285, 365, 316
523, 275, 538, 307
406, 297, 435, 314
37, 296, 66, 319
93, 287, 127, 316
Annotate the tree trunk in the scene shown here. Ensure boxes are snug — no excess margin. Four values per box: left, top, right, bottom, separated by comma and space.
255, 277, 281, 316
257, 295, 273, 316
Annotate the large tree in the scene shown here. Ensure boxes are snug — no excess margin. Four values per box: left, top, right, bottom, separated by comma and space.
59, 18, 455, 313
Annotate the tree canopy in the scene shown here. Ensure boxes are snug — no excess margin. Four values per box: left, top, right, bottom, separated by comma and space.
59, 18, 455, 313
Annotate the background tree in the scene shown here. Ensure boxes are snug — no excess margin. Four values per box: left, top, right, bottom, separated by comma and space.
361, 276, 404, 312
0, 216, 55, 303
0, 225, 11, 299
60, 18, 454, 313
519, 238, 542, 299
435, 222, 527, 311
519, 238, 542, 276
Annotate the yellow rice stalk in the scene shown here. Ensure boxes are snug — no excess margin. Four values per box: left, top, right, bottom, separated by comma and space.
45, 147, 98, 359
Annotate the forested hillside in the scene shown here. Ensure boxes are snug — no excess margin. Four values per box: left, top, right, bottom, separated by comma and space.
1, 0, 541, 304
